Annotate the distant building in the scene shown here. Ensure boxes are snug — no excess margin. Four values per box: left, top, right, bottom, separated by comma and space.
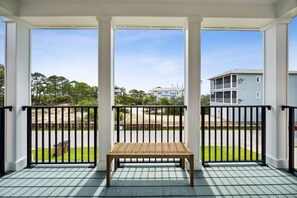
208, 69, 297, 120
149, 87, 184, 100
209, 69, 297, 106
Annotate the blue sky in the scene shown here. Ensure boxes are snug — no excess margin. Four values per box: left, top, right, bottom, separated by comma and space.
0, 17, 296, 94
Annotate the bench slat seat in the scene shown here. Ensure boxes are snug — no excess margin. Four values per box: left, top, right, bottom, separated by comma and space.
106, 142, 194, 187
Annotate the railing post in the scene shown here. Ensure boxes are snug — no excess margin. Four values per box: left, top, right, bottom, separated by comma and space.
22, 106, 32, 167
201, 107, 205, 166
94, 107, 98, 167
261, 106, 267, 165
0, 108, 5, 175
288, 108, 295, 174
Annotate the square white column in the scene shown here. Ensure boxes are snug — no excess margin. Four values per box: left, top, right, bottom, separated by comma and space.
3, 18, 31, 171
263, 18, 291, 169
97, 16, 115, 171
184, 17, 202, 170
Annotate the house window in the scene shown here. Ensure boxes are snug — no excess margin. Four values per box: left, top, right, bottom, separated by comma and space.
256, 92, 261, 99
256, 76, 261, 83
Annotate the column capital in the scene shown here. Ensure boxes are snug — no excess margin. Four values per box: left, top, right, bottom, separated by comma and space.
96, 15, 112, 22
261, 17, 292, 32
186, 16, 203, 23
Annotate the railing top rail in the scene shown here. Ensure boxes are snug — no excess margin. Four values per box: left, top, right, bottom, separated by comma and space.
112, 105, 187, 109
281, 105, 297, 110
202, 105, 271, 109
0, 106, 13, 111
22, 105, 98, 110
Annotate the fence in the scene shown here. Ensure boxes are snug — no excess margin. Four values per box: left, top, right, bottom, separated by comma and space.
112, 105, 187, 164
0, 106, 12, 176
201, 105, 271, 166
22, 106, 97, 167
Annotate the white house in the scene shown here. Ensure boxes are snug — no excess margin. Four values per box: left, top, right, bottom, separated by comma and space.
149, 87, 184, 100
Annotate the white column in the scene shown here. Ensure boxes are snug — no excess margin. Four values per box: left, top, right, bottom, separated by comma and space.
4, 18, 31, 171
263, 18, 291, 169
184, 17, 202, 170
97, 16, 115, 170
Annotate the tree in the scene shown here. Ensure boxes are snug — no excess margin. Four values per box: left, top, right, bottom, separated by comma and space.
201, 94, 210, 106
31, 72, 47, 105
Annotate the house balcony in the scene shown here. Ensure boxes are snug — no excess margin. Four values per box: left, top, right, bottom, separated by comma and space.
1, 105, 297, 197
1, 0, 297, 197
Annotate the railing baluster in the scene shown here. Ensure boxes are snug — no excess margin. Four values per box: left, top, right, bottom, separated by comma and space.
288, 108, 295, 173
238, 107, 241, 161
124, 107, 126, 143
179, 107, 183, 143
208, 107, 211, 162
214, 107, 217, 162
226, 107, 229, 162
173, 107, 176, 142
61, 107, 64, 163
250, 107, 253, 161
155, 107, 157, 142
75, 107, 77, 163
81, 107, 84, 162
87, 108, 90, 162
48, 108, 51, 163
220, 107, 223, 161
130, 107, 132, 143
232, 107, 235, 161
41, 108, 45, 163
35, 108, 38, 163
68, 107, 71, 163
256, 107, 259, 161
244, 107, 247, 161
55, 107, 57, 163
116, 107, 120, 143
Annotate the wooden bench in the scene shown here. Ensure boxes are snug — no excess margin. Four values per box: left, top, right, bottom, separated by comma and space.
106, 142, 194, 187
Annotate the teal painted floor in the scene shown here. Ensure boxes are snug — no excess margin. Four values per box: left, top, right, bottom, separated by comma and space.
0, 163, 297, 197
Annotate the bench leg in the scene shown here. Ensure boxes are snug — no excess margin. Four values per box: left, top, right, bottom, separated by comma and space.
114, 158, 118, 171
189, 154, 194, 187
181, 158, 185, 169
106, 155, 111, 187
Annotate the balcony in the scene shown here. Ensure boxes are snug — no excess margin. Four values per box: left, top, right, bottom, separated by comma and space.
1, 104, 297, 196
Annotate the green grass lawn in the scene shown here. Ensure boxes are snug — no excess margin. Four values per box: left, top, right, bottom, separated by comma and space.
32, 147, 95, 162
201, 146, 261, 161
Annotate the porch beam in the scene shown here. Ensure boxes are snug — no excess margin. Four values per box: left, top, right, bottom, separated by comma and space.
97, 16, 115, 171
3, 18, 31, 171
263, 17, 291, 169
184, 17, 202, 170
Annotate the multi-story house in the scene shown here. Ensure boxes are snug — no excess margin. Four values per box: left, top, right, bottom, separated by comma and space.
209, 69, 297, 106
149, 87, 184, 100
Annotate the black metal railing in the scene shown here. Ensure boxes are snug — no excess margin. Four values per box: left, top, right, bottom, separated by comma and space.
0, 106, 12, 176
112, 105, 187, 164
201, 105, 271, 166
22, 106, 97, 167
281, 105, 297, 175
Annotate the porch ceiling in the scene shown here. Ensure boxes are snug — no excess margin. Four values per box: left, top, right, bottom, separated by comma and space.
0, 0, 297, 29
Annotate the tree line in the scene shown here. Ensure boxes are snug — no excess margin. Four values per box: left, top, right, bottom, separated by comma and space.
0, 64, 210, 106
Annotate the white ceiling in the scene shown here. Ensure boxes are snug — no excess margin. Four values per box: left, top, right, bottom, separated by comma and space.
1, 0, 297, 29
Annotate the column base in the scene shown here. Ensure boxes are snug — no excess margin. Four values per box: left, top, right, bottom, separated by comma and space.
97, 161, 108, 171
266, 155, 288, 169
5, 156, 27, 171
186, 160, 202, 170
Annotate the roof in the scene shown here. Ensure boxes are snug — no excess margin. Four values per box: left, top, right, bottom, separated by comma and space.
149, 87, 184, 92
208, 69, 297, 80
